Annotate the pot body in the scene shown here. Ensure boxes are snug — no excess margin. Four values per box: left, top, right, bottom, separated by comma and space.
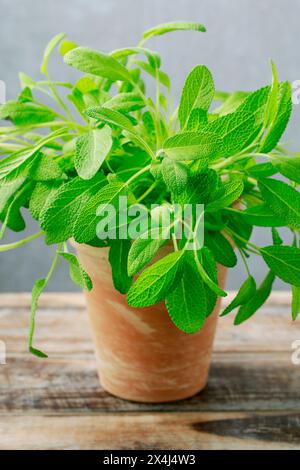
76, 243, 227, 403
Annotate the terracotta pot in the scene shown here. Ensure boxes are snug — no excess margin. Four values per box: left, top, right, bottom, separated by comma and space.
75, 243, 227, 403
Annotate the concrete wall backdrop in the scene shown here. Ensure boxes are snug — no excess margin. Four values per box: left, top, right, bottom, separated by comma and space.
0, 0, 299, 291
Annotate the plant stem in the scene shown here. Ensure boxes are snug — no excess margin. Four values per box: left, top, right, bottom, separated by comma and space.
172, 233, 178, 251
45, 70, 75, 122
32, 98, 66, 121
126, 164, 151, 186
44, 245, 61, 283
132, 82, 161, 150
238, 247, 251, 276
28, 244, 62, 356
211, 153, 253, 170
193, 247, 227, 297
136, 181, 157, 203
0, 231, 43, 252
226, 228, 261, 254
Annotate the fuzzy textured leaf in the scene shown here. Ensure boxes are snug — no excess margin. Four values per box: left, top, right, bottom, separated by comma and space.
142, 21, 206, 42
0, 182, 33, 233
162, 131, 221, 162
111, 47, 160, 69
75, 126, 112, 180
176, 169, 218, 205
166, 259, 207, 333
292, 285, 300, 320
128, 227, 169, 276
161, 158, 188, 195
132, 60, 170, 88
29, 182, 59, 221
271, 155, 300, 184
0, 178, 25, 213
178, 65, 214, 129
0, 128, 67, 182
261, 245, 300, 286
29, 153, 63, 181
221, 276, 256, 316
205, 231, 237, 267
59, 252, 92, 290
261, 82, 292, 152
127, 251, 183, 307
65, 47, 131, 82
206, 180, 244, 212
259, 178, 300, 229
86, 106, 136, 133
40, 32, 66, 74
0, 102, 56, 126
41, 174, 105, 243
234, 272, 275, 325
241, 204, 286, 227
109, 239, 132, 294
74, 182, 128, 243
103, 93, 145, 113
29, 278, 48, 358
203, 110, 258, 158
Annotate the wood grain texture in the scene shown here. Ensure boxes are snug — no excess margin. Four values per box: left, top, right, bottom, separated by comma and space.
0, 292, 299, 450
1, 297, 298, 354
0, 352, 299, 413
0, 290, 292, 308
0, 413, 299, 450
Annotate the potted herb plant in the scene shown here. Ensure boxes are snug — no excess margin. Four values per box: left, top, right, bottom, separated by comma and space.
0, 21, 299, 403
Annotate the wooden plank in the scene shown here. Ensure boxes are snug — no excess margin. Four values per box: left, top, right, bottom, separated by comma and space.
0, 307, 92, 354
0, 304, 298, 354
0, 293, 86, 309
0, 352, 299, 413
0, 412, 299, 450
0, 291, 292, 308
0, 293, 298, 451
215, 304, 299, 352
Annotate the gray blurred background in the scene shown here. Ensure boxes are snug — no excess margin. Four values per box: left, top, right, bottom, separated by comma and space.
0, 0, 299, 291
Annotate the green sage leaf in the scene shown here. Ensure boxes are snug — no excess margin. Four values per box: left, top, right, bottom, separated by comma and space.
59, 251, 92, 290
161, 131, 221, 162
0, 102, 56, 126
127, 227, 169, 276
234, 271, 275, 325
178, 65, 214, 129
206, 180, 244, 212
127, 251, 183, 307
29, 278, 48, 358
260, 82, 292, 153
64, 47, 132, 82
41, 32, 66, 74
109, 239, 132, 294
271, 155, 300, 185
86, 106, 136, 133
74, 182, 128, 243
111, 47, 160, 69
241, 204, 286, 227
29, 182, 60, 221
161, 158, 189, 195
292, 285, 300, 320
221, 276, 256, 316
132, 60, 170, 88
166, 259, 207, 333
261, 245, 300, 286
75, 126, 112, 180
41, 174, 106, 244
141, 21, 206, 42
103, 93, 145, 113
205, 231, 237, 267
259, 178, 300, 229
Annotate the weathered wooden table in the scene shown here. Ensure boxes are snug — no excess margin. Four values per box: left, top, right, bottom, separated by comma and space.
0, 292, 299, 450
